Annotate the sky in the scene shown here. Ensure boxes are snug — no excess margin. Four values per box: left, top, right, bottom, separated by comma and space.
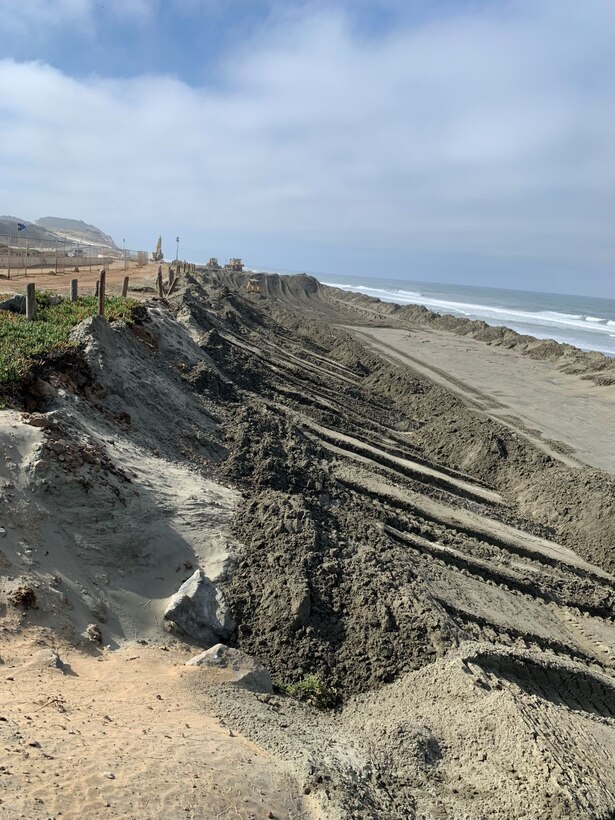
0, 0, 614, 296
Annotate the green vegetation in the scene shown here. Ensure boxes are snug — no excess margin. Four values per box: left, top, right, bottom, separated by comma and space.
0, 292, 139, 402
276, 673, 337, 709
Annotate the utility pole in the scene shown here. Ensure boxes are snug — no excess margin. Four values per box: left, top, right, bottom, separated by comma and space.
123, 237, 127, 270
6, 236, 10, 279
176, 236, 179, 262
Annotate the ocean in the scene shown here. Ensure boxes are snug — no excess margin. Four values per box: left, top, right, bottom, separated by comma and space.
317, 274, 615, 358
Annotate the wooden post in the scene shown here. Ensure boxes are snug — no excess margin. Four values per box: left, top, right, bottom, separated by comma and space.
168, 267, 175, 290
98, 268, 106, 317
157, 266, 163, 297
70, 278, 78, 302
95, 280, 99, 297
122, 276, 129, 297
26, 283, 36, 320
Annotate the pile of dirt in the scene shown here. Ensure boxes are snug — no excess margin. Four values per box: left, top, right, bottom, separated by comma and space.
1, 267, 614, 818
206, 641, 615, 819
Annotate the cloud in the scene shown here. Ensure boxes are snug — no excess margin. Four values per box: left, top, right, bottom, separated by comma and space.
0, 0, 151, 37
0, 0, 614, 291
0, 0, 89, 35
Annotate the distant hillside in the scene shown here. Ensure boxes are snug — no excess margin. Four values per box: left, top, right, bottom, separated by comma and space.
0, 216, 59, 243
36, 217, 118, 249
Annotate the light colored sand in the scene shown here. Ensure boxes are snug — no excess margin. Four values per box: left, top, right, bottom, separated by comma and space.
0, 302, 313, 819
0, 628, 309, 820
348, 325, 615, 473
0, 261, 169, 300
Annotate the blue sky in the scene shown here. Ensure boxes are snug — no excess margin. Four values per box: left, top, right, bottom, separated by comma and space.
0, 0, 614, 296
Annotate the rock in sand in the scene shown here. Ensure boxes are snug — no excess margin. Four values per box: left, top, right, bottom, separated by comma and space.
163, 569, 236, 646
186, 644, 273, 694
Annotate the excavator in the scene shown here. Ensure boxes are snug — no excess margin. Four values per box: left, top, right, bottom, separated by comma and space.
151, 236, 163, 262
245, 277, 261, 294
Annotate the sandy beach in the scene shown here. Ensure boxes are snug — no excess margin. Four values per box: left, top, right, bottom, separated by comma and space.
1, 269, 614, 818
349, 324, 615, 473
0, 261, 166, 300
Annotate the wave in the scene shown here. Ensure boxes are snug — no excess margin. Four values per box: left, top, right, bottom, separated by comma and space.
323, 282, 615, 337
322, 281, 615, 356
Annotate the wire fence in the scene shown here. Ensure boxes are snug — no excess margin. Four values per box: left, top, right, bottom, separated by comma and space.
0, 235, 148, 278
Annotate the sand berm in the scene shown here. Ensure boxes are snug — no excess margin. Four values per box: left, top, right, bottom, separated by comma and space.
1, 268, 614, 819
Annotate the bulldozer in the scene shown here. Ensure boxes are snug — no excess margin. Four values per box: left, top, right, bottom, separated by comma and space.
245, 277, 261, 294
206, 258, 221, 270
151, 236, 164, 262
224, 258, 244, 272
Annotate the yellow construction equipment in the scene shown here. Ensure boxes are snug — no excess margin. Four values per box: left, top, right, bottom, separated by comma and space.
152, 236, 163, 262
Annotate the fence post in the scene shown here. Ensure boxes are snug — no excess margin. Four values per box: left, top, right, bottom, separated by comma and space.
6, 237, 10, 279
98, 268, 106, 317
122, 276, 129, 297
26, 283, 36, 320
157, 265, 163, 297
70, 279, 78, 302
168, 267, 175, 290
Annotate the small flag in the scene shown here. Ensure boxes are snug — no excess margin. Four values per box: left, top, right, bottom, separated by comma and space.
17, 223, 26, 231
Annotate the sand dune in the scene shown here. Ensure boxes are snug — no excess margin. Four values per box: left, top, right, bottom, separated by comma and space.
1, 269, 614, 818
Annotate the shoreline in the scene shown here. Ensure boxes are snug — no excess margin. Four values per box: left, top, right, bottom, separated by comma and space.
320, 277, 615, 359
320, 281, 615, 385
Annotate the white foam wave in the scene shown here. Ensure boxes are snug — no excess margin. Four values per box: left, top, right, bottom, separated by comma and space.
328, 283, 612, 334
323, 281, 615, 355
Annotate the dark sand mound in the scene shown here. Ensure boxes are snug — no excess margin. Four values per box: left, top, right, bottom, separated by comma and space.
1, 267, 614, 818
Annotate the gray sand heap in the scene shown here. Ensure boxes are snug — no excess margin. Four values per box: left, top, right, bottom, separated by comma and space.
0, 268, 614, 819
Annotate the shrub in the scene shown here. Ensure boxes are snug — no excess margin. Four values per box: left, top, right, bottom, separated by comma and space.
276, 673, 337, 709
0, 292, 140, 403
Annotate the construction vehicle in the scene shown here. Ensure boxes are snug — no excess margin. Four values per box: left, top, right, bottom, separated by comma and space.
245, 277, 261, 294
224, 258, 244, 272
152, 236, 163, 262
206, 257, 221, 270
